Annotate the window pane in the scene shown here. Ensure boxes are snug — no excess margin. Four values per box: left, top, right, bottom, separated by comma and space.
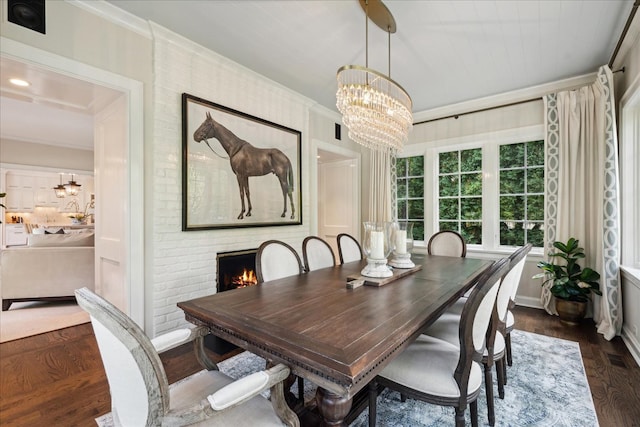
500, 221, 524, 246
500, 169, 525, 194
411, 221, 425, 241
439, 175, 459, 197
500, 195, 525, 220
527, 140, 544, 166
438, 148, 482, 245
527, 167, 544, 193
439, 198, 458, 219
461, 173, 482, 196
461, 198, 482, 220
396, 155, 424, 240
439, 222, 458, 232
439, 152, 458, 173
500, 143, 525, 168
408, 199, 424, 219
461, 148, 482, 172
529, 224, 544, 247
462, 222, 482, 244
397, 199, 407, 219
527, 195, 544, 220
408, 177, 424, 198
396, 179, 407, 198
396, 158, 407, 177
408, 156, 424, 176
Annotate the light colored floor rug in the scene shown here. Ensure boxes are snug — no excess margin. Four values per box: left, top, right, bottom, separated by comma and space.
0, 300, 89, 343
96, 330, 598, 426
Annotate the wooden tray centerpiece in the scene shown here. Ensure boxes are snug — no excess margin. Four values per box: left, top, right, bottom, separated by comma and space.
347, 264, 422, 288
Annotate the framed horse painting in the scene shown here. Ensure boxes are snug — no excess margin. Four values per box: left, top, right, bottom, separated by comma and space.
182, 93, 302, 230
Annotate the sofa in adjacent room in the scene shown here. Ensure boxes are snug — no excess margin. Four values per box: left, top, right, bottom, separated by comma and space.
0, 232, 95, 311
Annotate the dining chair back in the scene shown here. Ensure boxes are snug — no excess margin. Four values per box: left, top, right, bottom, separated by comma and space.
427, 230, 467, 257
502, 244, 532, 368
302, 236, 336, 271
255, 240, 304, 283
369, 258, 509, 427
75, 287, 298, 426
337, 233, 364, 264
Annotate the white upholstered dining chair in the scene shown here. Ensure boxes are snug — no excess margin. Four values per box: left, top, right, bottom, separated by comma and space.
427, 230, 467, 257
75, 287, 298, 427
501, 244, 532, 372
254, 239, 306, 401
255, 240, 304, 283
368, 258, 509, 427
337, 233, 364, 264
302, 236, 336, 271
420, 244, 531, 425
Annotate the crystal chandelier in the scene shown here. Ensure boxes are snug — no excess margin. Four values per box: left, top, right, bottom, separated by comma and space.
336, 0, 412, 153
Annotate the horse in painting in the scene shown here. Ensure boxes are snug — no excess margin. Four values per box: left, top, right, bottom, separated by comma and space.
193, 112, 295, 220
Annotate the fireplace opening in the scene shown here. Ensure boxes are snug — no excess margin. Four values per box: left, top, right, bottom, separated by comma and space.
206, 248, 258, 355
216, 248, 258, 292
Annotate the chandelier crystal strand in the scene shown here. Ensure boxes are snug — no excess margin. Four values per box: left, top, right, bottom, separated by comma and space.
336, 66, 412, 154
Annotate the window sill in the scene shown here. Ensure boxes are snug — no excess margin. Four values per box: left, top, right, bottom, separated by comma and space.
412, 244, 544, 259
620, 266, 640, 289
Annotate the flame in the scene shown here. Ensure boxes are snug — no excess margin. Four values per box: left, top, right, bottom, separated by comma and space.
231, 269, 257, 288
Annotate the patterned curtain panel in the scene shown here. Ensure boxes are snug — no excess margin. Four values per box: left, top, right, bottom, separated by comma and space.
543, 65, 622, 340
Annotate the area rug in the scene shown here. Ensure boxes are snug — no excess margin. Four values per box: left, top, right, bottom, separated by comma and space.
0, 301, 89, 343
97, 330, 598, 426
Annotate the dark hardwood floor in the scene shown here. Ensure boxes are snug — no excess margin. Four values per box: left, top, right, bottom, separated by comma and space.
0, 306, 638, 426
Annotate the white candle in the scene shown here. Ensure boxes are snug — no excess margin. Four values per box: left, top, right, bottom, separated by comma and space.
370, 231, 385, 259
395, 230, 407, 254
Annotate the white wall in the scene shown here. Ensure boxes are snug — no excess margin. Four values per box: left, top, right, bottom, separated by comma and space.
148, 24, 348, 335
612, 15, 640, 364
0, 139, 94, 172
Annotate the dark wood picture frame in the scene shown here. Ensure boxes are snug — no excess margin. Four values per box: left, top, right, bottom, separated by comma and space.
182, 93, 302, 230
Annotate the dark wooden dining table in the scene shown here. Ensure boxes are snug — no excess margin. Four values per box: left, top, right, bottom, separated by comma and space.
178, 253, 493, 426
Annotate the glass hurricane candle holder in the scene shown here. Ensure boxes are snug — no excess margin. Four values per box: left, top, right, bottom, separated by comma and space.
361, 221, 393, 278
389, 221, 415, 269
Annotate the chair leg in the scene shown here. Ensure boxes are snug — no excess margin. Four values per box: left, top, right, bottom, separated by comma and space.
400, 393, 407, 402
297, 377, 305, 402
502, 354, 508, 386
368, 380, 377, 427
506, 332, 513, 366
484, 363, 495, 426
455, 406, 466, 427
496, 358, 505, 399
470, 400, 478, 427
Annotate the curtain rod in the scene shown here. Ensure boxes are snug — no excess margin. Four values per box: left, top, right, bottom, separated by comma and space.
609, 0, 639, 67
414, 68, 625, 126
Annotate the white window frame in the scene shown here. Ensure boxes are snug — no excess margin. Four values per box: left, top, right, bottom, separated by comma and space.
398, 125, 544, 254
620, 75, 640, 270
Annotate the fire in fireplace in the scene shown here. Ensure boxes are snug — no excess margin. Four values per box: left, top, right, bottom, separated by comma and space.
207, 248, 259, 356
216, 248, 258, 293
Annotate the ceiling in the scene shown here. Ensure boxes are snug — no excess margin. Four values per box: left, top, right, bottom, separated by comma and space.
0, 1, 634, 152
106, 0, 634, 113
0, 57, 120, 150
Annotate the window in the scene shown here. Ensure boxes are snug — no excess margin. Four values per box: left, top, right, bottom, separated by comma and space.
499, 140, 544, 247
396, 156, 425, 241
437, 148, 483, 244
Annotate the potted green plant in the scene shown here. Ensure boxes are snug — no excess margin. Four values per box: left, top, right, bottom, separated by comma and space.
533, 237, 601, 325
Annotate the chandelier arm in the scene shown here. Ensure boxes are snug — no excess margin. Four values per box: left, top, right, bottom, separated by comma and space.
365, 0, 369, 68
388, 25, 391, 77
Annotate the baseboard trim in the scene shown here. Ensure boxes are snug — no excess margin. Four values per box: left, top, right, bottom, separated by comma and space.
515, 295, 544, 309
622, 328, 640, 368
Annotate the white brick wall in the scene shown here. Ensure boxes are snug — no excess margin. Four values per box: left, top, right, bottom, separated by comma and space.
149, 24, 315, 336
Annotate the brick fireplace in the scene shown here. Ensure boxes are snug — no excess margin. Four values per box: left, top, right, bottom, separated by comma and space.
205, 248, 258, 354
216, 248, 258, 292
